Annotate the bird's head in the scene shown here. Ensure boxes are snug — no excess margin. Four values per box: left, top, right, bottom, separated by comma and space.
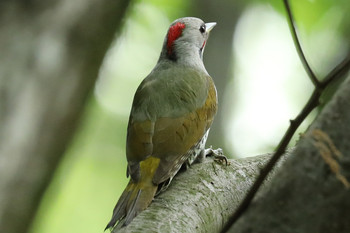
159, 17, 216, 67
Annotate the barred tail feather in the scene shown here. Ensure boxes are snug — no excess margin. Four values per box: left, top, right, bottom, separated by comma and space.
105, 181, 158, 231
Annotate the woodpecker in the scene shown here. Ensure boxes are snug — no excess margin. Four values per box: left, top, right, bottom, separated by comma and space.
106, 17, 217, 230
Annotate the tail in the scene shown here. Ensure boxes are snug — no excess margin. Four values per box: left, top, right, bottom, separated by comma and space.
105, 161, 159, 230
105, 181, 158, 230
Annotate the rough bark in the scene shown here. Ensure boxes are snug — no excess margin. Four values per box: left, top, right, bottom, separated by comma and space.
113, 74, 350, 233
0, 1, 129, 233
113, 152, 288, 233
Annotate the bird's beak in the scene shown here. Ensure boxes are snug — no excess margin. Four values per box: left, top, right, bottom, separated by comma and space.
205, 22, 217, 33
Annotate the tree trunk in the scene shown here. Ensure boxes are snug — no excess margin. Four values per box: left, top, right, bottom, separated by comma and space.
0, 1, 129, 233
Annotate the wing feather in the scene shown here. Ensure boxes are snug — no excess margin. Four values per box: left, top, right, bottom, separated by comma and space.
126, 66, 217, 184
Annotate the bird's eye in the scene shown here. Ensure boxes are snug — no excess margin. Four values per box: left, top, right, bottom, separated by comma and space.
199, 25, 206, 33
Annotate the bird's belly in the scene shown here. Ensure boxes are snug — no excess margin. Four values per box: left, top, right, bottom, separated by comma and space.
186, 129, 209, 166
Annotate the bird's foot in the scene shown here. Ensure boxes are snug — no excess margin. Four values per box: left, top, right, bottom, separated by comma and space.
205, 146, 229, 166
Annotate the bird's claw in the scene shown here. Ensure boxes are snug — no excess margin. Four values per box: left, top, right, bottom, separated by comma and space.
205, 147, 229, 166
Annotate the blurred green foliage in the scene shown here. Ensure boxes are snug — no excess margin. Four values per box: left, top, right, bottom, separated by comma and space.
30, 99, 129, 233
250, 0, 350, 75
30, 0, 350, 232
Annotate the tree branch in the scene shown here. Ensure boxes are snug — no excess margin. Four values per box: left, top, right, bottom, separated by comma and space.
283, 0, 320, 87
113, 152, 289, 233
221, 1, 350, 230
228, 71, 350, 233
221, 52, 350, 233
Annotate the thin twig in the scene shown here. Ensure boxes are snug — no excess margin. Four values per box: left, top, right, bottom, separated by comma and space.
221, 1, 350, 232
220, 90, 320, 233
221, 54, 350, 233
283, 0, 320, 87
